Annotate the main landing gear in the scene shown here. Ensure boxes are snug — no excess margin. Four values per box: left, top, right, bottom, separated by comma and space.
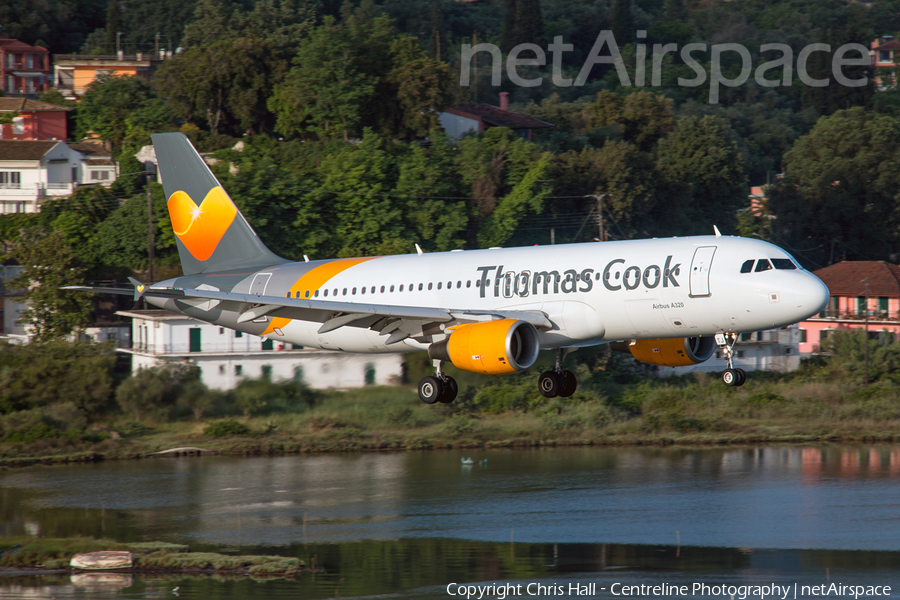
418, 360, 458, 404
716, 333, 746, 387
538, 348, 577, 399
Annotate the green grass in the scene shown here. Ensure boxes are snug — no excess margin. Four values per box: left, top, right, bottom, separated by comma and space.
0, 537, 303, 574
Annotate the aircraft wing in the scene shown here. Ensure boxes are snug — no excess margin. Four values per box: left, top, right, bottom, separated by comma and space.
63, 283, 553, 344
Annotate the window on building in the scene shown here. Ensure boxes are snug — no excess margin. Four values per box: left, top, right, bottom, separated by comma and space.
218, 364, 225, 374
235, 331, 242, 338
364, 363, 376, 386
219, 327, 224, 334
858, 297, 866, 314
879, 297, 888, 313
293, 365, 304, 383
262, 338, 274, 350
740, 332, 752, 341
262, 365, 272, 379
25, 55, 34, 69
798, 329, 807, 343
820, 330, 831, 341
0, 172, 21, 189
881, 50, 891, 62
235, 365, 243, 376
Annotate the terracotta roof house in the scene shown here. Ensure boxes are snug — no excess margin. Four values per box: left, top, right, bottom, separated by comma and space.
870, 36, 900, 89
0, 97, 71, 141
798, 261, 900, 353
439, 92, 554, 141
0, 39, 50, 96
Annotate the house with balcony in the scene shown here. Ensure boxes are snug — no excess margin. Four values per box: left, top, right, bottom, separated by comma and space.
0, 98, 71, 140
117, 310, 404, 391
0, 140, 116, 213
53, 52, 166, 101
870, 36, 900, 89
798, 261, 900, 354
0, 39, 50, 96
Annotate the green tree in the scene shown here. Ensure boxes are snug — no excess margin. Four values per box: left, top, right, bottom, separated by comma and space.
155, 38, 286, 135
269, 16, 376, 141
591, 90, 674, 151
387, 37, 455, 138
77, 74, 153, 150
515, 0, 544, 46
116, 362, 202, 422
0, 341, 115, 418
104, 0, 122, 54
611, 0, 634, 47
10, 230, 93, 343
770, 107, 900, 265
652, 115, 745, 236
394, 132, 467, 251
501, 0, 518, 53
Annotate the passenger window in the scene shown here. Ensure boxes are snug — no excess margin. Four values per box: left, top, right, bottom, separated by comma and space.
305, 290, 310, 298
595, 272, 601, 280
467, 281, 472, 288
428, 283, 433, 291
361, 287, 365, 294
457, 281, 461, 288
295, 291, 301, 298
333, 288, 338, 296
755, 259, 773, 272
437, 282, 442, 290
371, 286, 375, 293
772, 258, 797, 270
399, 284, 404, 292
352, 287, 357, 295
740, 260, 754, 273
324, 289, 329, 297
314, 290, 319, 297
342, 288, 347, 295
380, 286, 384, 293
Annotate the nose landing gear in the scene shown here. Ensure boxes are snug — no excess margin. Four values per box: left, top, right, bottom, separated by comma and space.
418, 360, 459, 404
716, 333, 746, 387
538, 348, 577, 398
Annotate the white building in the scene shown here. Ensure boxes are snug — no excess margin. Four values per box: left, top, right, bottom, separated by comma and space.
117, 310, 404, 390
661, 326, 802, 377
0, 140, 117, 214
0, 264, 27, 339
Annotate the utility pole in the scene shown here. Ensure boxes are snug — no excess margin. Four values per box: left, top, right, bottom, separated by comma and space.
586, 194, 611, 241
864, 276, 869, 385
155, 33, 160, 58
147, 172, 154, 283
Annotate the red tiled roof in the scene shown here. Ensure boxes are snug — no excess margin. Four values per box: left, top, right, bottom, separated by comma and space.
813, 261, 900, 297
0, 98, 70, 112
68, 143, 111, 157
0, 39, 48, 53
450, 104, 554, 130
874, 40, 900, 51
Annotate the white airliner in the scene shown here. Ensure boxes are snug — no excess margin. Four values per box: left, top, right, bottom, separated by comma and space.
70, 133, 830, 403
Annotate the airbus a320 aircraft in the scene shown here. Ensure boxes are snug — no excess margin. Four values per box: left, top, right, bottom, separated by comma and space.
69, 133, 830, 404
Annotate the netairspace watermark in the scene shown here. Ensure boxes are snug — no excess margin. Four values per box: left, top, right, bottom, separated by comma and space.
444, 581, 893, 600
459, 31, 871, 104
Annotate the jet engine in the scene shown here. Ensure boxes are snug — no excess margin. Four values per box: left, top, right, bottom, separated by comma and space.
609, 336, 716, 367
428, 319, 541, 375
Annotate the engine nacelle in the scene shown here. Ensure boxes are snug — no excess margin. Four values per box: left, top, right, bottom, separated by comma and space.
428, 319, 541, 375
609, 336, 716, 367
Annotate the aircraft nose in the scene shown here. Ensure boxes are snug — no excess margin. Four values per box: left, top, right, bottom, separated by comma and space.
793, 273, 830, 318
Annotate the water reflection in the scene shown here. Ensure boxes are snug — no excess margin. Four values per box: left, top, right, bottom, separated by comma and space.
3, 446, 900, 550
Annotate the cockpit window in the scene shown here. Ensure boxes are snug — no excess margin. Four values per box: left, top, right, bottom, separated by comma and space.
740, 260, 754, 273
771, 258, 797, 270
755, 259, 773, 272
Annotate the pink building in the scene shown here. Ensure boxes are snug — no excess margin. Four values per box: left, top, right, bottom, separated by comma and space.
870, 36, 900, 89
0, 98, 70, 140
799, 261, 900, 354
0, 39, 50, 96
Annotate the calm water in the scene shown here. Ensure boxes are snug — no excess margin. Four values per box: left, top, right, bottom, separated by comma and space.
2, 446, 900, 599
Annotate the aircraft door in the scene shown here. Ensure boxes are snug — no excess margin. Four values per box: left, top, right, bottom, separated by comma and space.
250, 273, 272, 296
689, 247, 716, 297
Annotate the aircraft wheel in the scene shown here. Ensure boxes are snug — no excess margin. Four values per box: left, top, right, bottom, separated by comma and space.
722, 369, 738, 387
418, 376, 443, 404
734, 368, 746, 387
558, 370, 577, 397
439, 377, 458, 403
538, 371, 561, 398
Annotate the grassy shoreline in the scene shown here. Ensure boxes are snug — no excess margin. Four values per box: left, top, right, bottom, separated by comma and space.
0, 538, 306, 576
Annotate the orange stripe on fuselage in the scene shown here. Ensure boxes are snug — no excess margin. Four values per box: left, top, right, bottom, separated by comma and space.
262, 257, 379, 335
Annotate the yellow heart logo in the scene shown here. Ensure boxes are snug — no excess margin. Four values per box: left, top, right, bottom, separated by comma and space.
167, 186, 238, 261
137, 285, 145, 293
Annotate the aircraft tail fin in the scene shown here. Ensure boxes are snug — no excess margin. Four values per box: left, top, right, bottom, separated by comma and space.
151, 132, 286, 276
